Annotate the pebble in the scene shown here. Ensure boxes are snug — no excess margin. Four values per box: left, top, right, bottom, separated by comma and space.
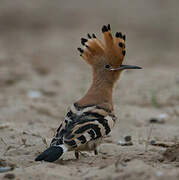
158, 113, 168, 120
150, 140, 156, 145
149, 113, 168, 124
3, 173, 15, 179
118, 141, 133, 146
27, 90, 41, 99
0, 167, 13, 173
118, 136, 133, 146
124, 136, 131, 142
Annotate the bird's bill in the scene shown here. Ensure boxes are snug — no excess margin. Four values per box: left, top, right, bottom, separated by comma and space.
110, 64, 142, 71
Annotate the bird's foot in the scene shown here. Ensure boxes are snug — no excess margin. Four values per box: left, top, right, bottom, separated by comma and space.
94, 149, 98, 155
75, 151, 79, 159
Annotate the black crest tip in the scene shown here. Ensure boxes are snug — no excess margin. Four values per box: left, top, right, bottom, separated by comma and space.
122, 35, 126, 41
115, 32, 122, 38
107, 24, 111, 30
77, 47, 84, 53
87, 33, 91, 39
92, 33, 96, 38
102, 25, 108, 33
81, 38, 88, 45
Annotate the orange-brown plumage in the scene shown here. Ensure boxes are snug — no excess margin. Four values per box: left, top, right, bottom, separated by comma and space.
77, 24, 127, 111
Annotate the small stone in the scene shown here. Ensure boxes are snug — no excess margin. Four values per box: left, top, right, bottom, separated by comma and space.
158, 113, 168, 121
124, 136, 131, 142
117, 141, 133, 146
124, 142, 133, 146
0, 167, 13, 173
3, 173, 15, 179
150, 140, 156, 145
149, 118, 158, 123
149, 113, 168, 124
118, 140, 125, 145
149, 118, 165, 124
27, 90, 41, 99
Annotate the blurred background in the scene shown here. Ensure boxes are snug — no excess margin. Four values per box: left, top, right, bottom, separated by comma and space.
0, 0, 178, 101
0, 0, 178, 65
0, 0, 178, 109
0, 1, 179, 179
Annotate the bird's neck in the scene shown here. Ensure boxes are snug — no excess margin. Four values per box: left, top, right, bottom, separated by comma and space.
77, 70, 116, 111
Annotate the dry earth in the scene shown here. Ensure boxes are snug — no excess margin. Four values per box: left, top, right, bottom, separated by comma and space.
0, 1, 179, 180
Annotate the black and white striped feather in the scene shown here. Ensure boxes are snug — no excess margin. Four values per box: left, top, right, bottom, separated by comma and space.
35, 103, 117, 162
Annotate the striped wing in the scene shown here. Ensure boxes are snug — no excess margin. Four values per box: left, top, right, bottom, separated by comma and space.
50, 109, 74, 146
51, 103, 117, 150
64, 114, 116, 149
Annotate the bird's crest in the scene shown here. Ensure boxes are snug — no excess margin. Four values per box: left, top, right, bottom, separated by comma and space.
77, 24, 126, 68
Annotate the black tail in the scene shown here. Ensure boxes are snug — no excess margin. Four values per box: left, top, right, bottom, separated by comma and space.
35, 145, 65, 162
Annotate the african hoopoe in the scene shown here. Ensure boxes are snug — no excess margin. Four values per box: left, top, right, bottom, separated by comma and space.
35, 24, 142, 162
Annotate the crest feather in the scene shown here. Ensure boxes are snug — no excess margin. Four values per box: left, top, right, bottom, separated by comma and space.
77, 24, 126, 66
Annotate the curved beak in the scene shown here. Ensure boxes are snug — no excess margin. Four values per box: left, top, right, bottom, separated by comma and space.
110, 64, 142, 71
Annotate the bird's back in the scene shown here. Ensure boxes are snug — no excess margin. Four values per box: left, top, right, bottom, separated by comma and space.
51, 103, 117, 151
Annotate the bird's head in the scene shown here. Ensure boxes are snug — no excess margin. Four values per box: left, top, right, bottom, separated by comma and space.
78, 24, 142, 85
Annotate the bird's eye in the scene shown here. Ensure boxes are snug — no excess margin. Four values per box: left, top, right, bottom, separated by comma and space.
105, 64, 111, 69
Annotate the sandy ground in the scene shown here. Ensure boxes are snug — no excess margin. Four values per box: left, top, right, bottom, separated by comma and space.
0, 1, 179, 179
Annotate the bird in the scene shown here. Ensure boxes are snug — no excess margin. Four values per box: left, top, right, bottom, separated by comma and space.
35, 24, 142, 162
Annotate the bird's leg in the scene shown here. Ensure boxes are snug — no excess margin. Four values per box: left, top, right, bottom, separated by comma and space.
94, 144, 98, 155
94, 149, 98, 155
75, 150, 79, 159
